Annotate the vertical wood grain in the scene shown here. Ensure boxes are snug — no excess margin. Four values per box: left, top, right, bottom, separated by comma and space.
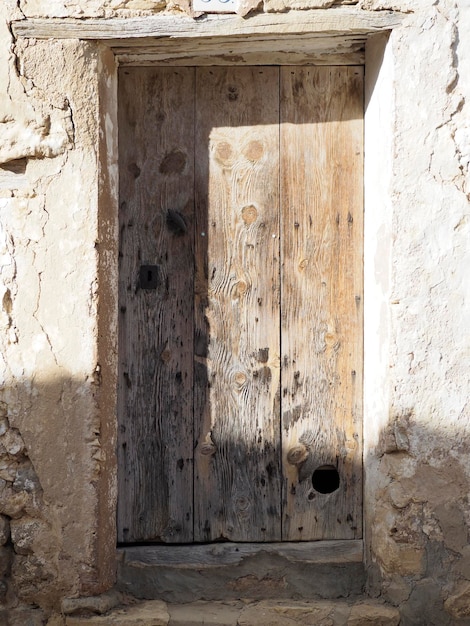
118, 65, 364, 545
280, 66, 363, 540
194, 67, 282, 542
117, 67, 195, 543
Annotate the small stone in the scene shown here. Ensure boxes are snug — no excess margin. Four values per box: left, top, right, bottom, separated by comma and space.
62, 590, 126, 615
5, 607, 46, 626
0, 416, 8, 437
65, 600, 169, 625
444, 581, 470, 619
168, 600, 242, 625
454, 545, 470, 579
13, 466, 41, 494
401, 579, 449, 625
239, 600, 334, 626
0, 514, 10, 545
1, 429, 25, 456
385, 577, 412, 605
435, 503, 467, 553
12, 554, 55, 602
0, 482, 30, 518
0, 458, 18, 482
347, 602, 400, 625
10, 517, 45, 555
236, 0, 262, 16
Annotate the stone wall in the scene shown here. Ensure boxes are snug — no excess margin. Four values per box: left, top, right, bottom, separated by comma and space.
0, 0, 469, 623
365, 3, 470, 622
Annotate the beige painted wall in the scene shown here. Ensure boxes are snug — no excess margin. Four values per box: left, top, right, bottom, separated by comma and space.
0, 0, 469, 622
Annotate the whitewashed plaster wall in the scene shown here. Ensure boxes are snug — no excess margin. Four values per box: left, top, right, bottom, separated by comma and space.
0, 0, 469, 623
363, 2, 470, 622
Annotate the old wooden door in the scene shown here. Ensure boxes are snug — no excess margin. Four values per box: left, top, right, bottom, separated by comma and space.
117, 66, 363, 544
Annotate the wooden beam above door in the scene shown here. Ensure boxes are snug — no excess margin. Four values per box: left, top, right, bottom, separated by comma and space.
12, 9, 403, 41
13, 9, 403, 66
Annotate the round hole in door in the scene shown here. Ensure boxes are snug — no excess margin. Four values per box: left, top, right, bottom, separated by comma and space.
312, 465, 340, 494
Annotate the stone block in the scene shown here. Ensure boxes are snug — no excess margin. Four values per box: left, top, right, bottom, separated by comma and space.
454, 545, 470, 579
0, 483, 32, 518
347, 602, 400, 625
238, 600, 334, 625
65, 600, 169, 625
4, 606, 47, 626
62, 590, 126, 615
236, 0, 262, 16
444, 582, 470, 619
375, 537, 425, 577
167, 600, 242, 625
401, 579, 449, 626
10, 517, 45, 555
434, 503, 468, 553
11, 554, 55, 601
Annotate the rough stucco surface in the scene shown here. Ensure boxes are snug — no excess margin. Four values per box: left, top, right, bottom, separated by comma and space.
0, 0, 469, 623
365, 4, 470, 624
0, 0, 116, 613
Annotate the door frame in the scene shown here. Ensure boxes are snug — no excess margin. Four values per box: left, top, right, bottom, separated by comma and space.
108, 27, 394, 567
114, 45, 369, 565
13, 11, 399, 583
111, 34, 392, 573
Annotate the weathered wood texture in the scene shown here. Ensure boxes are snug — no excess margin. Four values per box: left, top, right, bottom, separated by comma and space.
280, 66, 363, 540
194, 67, 282, 542
115, 35, 365, 67
118, 67, 195, 543
12, 9, 403, 40
118, 66, 363, 544
120, 539, 363, 566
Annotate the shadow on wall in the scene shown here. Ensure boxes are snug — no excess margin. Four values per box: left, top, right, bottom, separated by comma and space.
0, 373, 112, 612
0, 377, 469, 626
365, 410, 470, 625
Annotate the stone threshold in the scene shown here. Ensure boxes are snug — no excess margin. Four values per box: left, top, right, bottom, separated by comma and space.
2, 595, 401, 625
62, 598, 400, 625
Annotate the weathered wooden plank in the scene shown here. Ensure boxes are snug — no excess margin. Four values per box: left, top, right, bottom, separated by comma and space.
115, 33, 365, 66
280, 66, 363, 540
12, 8, 403, 40
120, 539, 363, 566
194, 67, 281, 542
117, 67, 195, 543
117, 50, 364, 67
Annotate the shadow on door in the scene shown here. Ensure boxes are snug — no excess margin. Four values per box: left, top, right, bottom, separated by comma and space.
117, 66, 363, 545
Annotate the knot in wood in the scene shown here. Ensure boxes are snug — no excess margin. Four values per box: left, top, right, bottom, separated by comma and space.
234, 371, 247, 387
287, 443, 309, 466
200, 440, 217, 456
241, 204, 258, 225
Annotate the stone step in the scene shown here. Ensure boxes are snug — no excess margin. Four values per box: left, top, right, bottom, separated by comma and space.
64, 599, 401, 626
117, 541, 365, 604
